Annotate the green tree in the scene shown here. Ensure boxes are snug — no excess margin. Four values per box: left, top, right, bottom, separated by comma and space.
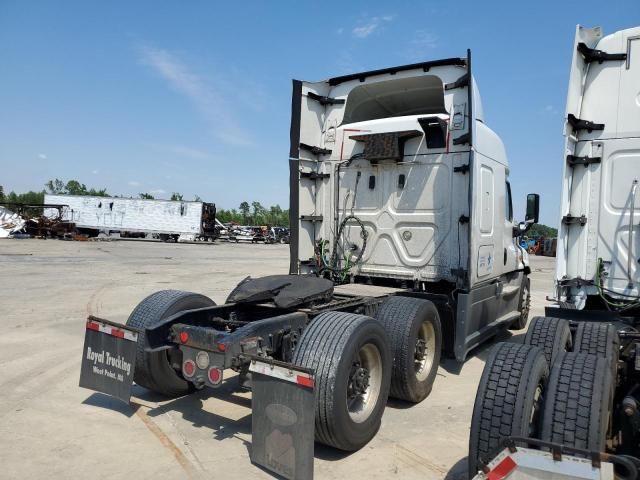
194, 195, 202, 202
0, 185, 4, 202
170, 192, 183, 201
45, 178, 66, 194
528, 223, 558, 239
251, 201, 265, 224
65, 180, 88, 195
239, 201, 250, 224
44, 178, 108, 197
139, 193, 155, 199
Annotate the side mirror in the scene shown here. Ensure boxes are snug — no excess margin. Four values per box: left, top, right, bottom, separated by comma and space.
525, 193, 540, 224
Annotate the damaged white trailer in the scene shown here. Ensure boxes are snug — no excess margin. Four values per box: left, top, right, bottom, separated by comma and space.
44, 194, 217, 241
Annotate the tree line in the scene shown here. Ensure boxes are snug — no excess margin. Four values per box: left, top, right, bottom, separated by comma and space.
0, 179, 289, 226
217, 201, 289, 227
527, 223, 558, 239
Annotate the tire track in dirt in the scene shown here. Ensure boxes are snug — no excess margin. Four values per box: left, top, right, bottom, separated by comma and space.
133, 405, 202, 478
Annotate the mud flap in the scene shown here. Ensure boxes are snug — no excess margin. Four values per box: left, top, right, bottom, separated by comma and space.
79, 316, 138, 403
249, 357, 315, 480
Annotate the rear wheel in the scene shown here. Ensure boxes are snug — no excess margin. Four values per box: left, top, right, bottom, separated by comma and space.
126, 290, 215, 397
292, 311, 391, 451
524, 316, 572, 364
468, 342, 548, 477
376, 296, 442, 403
540, 352, 612, 452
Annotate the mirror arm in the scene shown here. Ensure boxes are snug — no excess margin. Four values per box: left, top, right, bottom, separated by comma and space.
513, 219, 535, 238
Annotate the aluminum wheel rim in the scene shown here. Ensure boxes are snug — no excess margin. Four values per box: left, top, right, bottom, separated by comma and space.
529, 384, 543, 437
347, 343, 382, 423
415, 321, 436, 382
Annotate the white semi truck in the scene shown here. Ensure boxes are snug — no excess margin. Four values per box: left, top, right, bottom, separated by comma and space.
44, 194, 218, 241
469, 25, 640, 480
79, 50, 537, 477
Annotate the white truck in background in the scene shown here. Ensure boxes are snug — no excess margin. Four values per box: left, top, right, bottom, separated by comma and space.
44, 194, 218, 241
469, 25, 640, 480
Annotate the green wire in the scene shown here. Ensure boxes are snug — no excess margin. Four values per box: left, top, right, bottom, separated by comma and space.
595, 258, 640, 309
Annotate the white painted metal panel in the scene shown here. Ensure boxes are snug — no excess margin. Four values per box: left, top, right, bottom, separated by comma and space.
44, 195, 204, 235
557, 25, 640, 303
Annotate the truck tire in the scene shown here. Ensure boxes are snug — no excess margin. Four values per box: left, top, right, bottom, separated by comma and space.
540, 352, 612, 452
469, 342, 548, 477
574, 322, 620, 364
126, 290, 215, 397
375, 296, 442, 403
510, 276, 530, 330
524, 316, 572, 364
292, 311, 391, 451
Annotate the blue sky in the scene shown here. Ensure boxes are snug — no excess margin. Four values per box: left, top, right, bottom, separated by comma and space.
0, 1, 637, 225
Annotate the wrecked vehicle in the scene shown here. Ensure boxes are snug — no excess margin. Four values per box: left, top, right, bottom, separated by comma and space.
0, 205, 26, 238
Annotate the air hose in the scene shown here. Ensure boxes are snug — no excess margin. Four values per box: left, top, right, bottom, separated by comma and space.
319, 215, 367, 282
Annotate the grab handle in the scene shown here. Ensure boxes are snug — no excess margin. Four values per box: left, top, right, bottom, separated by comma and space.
629, 179, 638, 287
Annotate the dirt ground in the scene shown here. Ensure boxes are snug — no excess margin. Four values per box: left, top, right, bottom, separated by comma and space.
0, 239, 556, 479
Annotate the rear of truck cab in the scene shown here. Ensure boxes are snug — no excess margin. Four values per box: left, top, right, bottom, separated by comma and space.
289, 54, 534, 360
555, 25, 640, 308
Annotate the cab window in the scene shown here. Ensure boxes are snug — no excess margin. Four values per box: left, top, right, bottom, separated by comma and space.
505, 181, 513, 222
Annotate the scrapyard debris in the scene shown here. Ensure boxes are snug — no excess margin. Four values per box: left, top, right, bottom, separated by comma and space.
0, 206, 27, 238
0, 203, 76, 239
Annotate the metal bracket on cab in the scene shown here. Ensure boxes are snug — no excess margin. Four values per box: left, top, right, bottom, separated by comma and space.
567, 114, 604, 133
306, 91, 345, 106
300, 171, 330, 180
577, 42, 627, 64
566, 154, 602, 167
299, 143, 332, 156
444, 72, 470, 90
561, 214, 587, 226
300, 215, 323, 222
452, 132, 470, 145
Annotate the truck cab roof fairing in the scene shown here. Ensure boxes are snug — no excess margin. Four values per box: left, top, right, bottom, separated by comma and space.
341, 75, 447, 124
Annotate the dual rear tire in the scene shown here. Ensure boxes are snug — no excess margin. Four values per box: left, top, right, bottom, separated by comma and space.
293, 296, 443, 451
469, 319, 619, 477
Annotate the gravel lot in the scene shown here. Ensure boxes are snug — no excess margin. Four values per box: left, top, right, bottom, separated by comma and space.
0, 239, 556, 479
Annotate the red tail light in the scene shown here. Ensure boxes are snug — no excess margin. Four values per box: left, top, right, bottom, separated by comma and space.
182, 359, 196, 378
179, 331, 189, 344
217, 343, 226, 352
208, 367, 222, 385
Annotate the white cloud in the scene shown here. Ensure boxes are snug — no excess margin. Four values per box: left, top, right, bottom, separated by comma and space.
128, 180, 140, 187
337, 27, 344, 35
38, 153, 47, 160
137, 45, 251, 146
405, 29, 439, 61
352, 15, 394, 39
412, 29, 438, 49
91, 169, 99, 175
544, 105, 559, 115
